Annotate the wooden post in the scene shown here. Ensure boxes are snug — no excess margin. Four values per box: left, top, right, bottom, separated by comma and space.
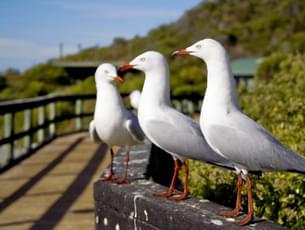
173, 100, 182, 112
187, 100, 195, 116
23, 109, 32, 151
38, 106, 45, 143
49, 102, 56, 137
4, 113, 14, 163
75, 99, 82, 131
198, 100, 202, 111
182, 100, 187, 113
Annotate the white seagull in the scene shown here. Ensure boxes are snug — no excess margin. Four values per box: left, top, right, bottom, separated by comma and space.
89, 63, 144, 183
174, 38, 305, 225
129, 90, 141, 110
119, 51, 234, 200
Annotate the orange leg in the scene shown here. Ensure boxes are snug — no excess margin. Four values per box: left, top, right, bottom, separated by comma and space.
220, 173, 243, 217
154, 159, 181, 197
235, 175, 254, 226
102, 148, 116, 182
117, 150, 130, 184
169, 161, 189, 201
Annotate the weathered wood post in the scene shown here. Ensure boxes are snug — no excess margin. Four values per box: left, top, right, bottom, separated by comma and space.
4, 113, 14, 163
187, 100, 195, 115
23, 109, 32, 151
181, 99, 187, 113
172, 100, 182, 111
75, 98, 82, 131
38, 105, 45, 143
198, 100, 202, 111
49, 102, 56, 137
182, 99, 195, 115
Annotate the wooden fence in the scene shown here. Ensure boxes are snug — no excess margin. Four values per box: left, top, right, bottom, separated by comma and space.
0, 93, 200, 174
0, 94, 96, 173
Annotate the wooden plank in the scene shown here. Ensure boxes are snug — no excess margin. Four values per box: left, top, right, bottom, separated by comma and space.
0, 134, 107, 230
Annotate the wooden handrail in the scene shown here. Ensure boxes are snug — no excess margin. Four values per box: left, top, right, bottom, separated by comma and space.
0, 94, 96, 114
0, 93, 201, 173
0, 94, 97, 173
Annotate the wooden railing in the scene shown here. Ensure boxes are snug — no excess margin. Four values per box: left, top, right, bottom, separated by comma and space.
0, 93, 201, 173
0, 94, 96, 173
94, 142, 287, 230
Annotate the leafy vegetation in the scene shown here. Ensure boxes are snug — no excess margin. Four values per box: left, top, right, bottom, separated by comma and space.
0, 63, 69, 100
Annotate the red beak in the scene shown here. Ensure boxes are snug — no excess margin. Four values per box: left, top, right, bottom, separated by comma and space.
118, 63, 135, 72
113, 76, 124, 83
172, 49, 191, 57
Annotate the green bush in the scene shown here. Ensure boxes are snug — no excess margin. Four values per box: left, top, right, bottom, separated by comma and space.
23, 63, 69, 85
0, 63, 69, 100
64, 76, 96, 94
188, 53, 305, 229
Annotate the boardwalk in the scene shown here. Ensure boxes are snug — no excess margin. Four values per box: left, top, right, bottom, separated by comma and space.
0, 133, 110, 230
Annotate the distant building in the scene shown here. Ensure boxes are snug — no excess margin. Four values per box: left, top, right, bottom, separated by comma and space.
231, 57, 262, 87
52, 61, 102, 82
54, 58, 262, 87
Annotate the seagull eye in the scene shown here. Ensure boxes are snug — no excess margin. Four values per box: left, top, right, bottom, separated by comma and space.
196, 44, 202, 49
104, 70, 109, 74
140, 57, 146, 62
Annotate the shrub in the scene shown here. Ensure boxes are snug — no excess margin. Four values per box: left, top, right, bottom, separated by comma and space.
23, 62, 69, 86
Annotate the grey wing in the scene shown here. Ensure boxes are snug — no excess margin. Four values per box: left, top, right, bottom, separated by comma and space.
208, 114, 305, 172
125, 116, 145, 143
89, 120, 101, 143
145, 119, 234, 168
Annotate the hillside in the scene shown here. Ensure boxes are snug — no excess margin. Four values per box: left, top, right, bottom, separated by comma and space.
62, 0, 305, 61
1, 0, 305, 99
62, 0, 305, 96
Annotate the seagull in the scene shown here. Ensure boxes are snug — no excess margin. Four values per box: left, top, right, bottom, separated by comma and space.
89, 63, 144, 184
129, 90, 141, 110
173, 38, 305, 225
119, 51, 234, 201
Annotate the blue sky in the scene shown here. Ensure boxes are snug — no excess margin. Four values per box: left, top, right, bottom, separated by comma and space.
0, 0, 203, 72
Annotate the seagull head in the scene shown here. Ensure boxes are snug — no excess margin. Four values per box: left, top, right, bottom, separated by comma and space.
95, 63, 124, 84
119, 51, 167, 73
173, 38, 226, 62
